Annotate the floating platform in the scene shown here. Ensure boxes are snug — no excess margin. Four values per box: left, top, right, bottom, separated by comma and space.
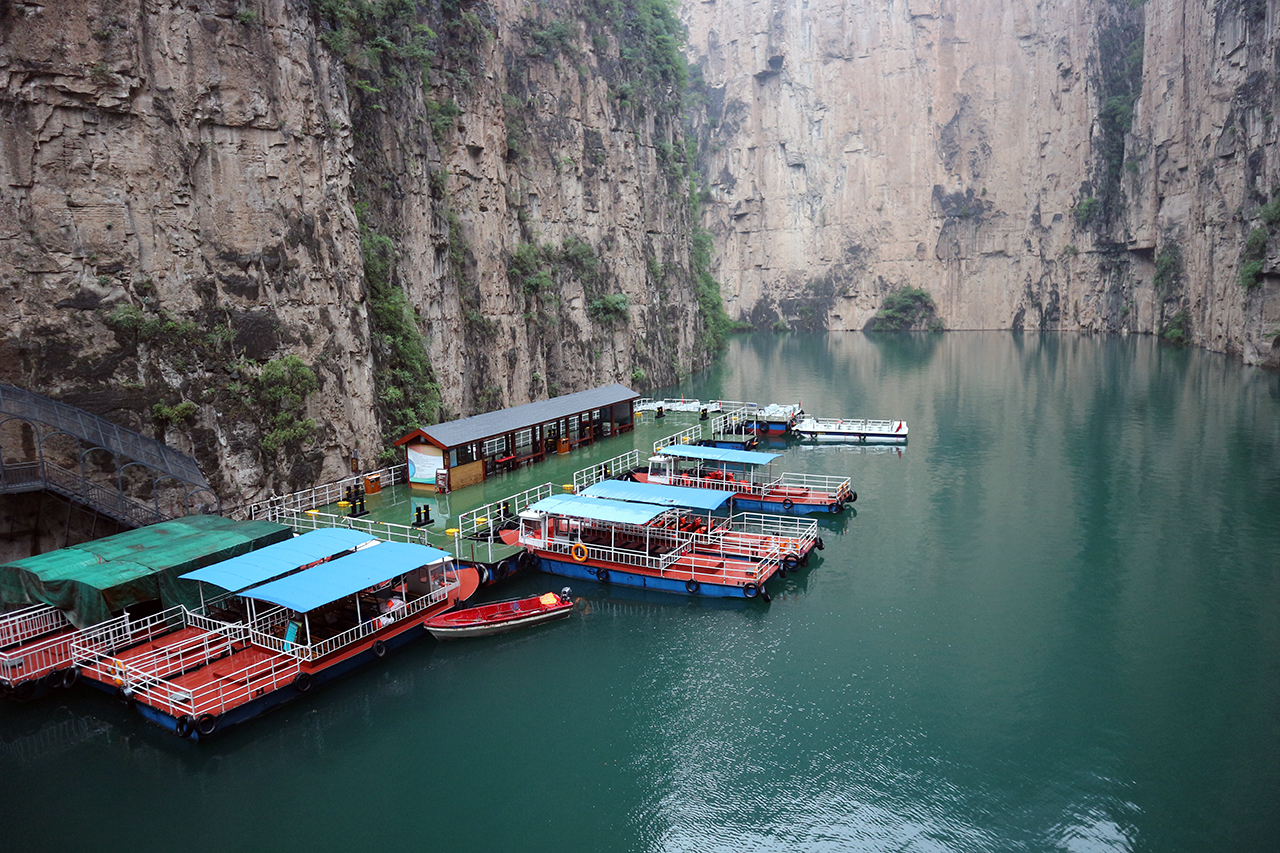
793, 417, 908, 444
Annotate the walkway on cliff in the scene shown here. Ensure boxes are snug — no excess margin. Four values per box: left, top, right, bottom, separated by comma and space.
0, 385, 219, 528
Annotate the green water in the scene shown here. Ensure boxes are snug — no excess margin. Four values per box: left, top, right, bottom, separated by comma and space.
3, 332, 1279, 852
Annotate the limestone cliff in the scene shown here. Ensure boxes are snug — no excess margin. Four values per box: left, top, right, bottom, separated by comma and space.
682, 0, 1280, 365
0, 0, 710, 507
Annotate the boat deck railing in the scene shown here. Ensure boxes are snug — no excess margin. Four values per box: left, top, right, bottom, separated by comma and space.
771, 471, 854, 498
128, 647, 301, 721
801, 417, 902, 433
701, 512, 819, 550
105, 624, 246, 693
70, 606, 191, 669
663, 470, 851, 502
243, 577, 457, 662
0, 603, 69, 650
532, 514, 796, 587
530, 527, 689, 575
0, 626, 78, 687
572, 450, 641, 492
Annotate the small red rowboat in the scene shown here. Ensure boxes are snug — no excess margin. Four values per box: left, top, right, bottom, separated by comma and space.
424, 589, 573, 640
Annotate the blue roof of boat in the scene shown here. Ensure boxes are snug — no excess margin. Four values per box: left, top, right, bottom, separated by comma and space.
581, 480, 730, 511
655, 445, 781, 465
179, 528, 376, 592
241, 542, 453, 613
526, 494, 668, 525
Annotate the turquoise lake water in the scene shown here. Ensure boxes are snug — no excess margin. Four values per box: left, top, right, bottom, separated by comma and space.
3, 332, 1279, 852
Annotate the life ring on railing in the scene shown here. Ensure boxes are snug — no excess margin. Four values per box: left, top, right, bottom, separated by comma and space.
782, 498, 794, 510
195, 714, 219, 737
571, 543, 589, 563
686, 579, 700, 594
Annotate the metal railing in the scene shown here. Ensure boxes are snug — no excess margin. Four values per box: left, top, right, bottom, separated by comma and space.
244, 576, 456, 662
454, 483, 556, 541
535, 525, 688, 574
275, 508, 432, 545
798, 416, 904, 434
242, 464, 408, 521
657, 469, 852, 504
635, 398, 752, 413
0, 628, 77, 687
710, 406, 752, 436
70, 606, 190, 670
0, 604, 68, 650
653, 425, 704, 454
572, 450, 640, 492
128, 650, 301, 720
105, 625, 243, 692
699, 511, 819, 556
0, 458, 168, 526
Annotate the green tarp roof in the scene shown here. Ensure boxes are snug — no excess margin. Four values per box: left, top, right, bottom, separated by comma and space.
0, 515, 292, 628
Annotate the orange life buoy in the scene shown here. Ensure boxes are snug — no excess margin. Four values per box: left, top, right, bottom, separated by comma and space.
571, 542, 589, 562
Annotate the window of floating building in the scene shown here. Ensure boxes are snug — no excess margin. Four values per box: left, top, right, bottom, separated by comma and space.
482, 436, 506, 458
514, 428, 533, 455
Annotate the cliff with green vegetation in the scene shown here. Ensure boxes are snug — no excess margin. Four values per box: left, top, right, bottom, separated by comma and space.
0, 0, 719, 505
682, 0, 1280, 366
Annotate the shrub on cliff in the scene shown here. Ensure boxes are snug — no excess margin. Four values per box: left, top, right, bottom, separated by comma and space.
1240, 228, 1269, 289
869, 288, 943, 331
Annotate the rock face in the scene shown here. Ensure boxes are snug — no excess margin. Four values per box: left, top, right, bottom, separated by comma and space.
682, 0, 1280, 364
0, 0, 707, 507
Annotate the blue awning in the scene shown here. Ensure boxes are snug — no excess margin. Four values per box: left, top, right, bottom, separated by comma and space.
179, 528, 376, 592
655, 445, 781, 465
241, 542, 453, 613
581, 480, 730, 511
526, 494, 668, 526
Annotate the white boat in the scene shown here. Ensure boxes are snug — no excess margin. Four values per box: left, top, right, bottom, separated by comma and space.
794, 416, 908, 444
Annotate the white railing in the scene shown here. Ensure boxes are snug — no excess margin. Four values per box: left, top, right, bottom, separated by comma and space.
636, 398, 749, 413
769, 471, 854, 502
659, 469, 853, 505
701, 511, 819, 556
70, 606, 190, 669
653, 425, 704, 454
244, 577, 457, 662
0, 604, 68, 650
572, 450, 641, 492
0, 628, 77, 687
128, 651, 302, 720
275, 508, 432, 545
537, 527, 687, 574
454, 483, 556, 541
242, 464, 408, 521
710, 406, 752, 436
799, 417, 904, 434
107, 625, 243, 691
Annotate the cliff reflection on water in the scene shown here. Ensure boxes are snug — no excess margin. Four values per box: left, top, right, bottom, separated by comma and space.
3, 332, 1279, 853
